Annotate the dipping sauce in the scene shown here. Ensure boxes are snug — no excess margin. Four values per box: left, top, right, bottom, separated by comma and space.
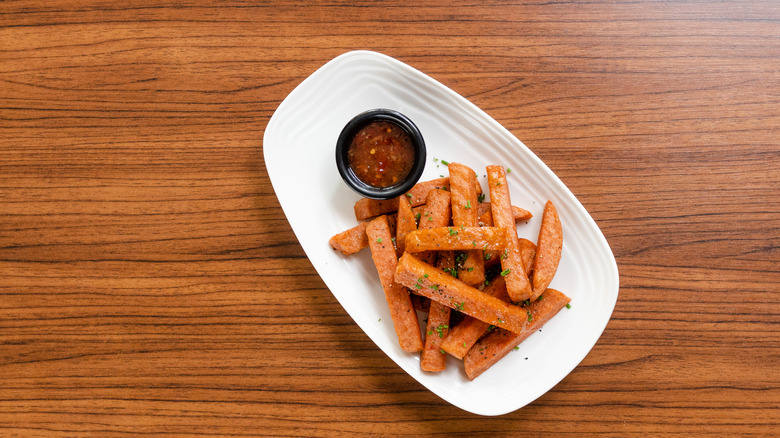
347, 121, 416, 188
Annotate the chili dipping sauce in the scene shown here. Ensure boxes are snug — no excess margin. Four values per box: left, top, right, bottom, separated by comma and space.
347, 121, 416, 188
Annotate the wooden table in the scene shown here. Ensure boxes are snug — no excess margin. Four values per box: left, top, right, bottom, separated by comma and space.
2, 1, 778, 436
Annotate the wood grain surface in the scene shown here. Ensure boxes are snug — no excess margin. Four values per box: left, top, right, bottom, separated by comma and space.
1, 1, 778, 436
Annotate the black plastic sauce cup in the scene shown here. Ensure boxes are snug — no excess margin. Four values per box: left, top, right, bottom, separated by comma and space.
335, 109, 426, 199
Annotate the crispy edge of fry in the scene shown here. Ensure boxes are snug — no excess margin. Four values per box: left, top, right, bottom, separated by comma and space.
487, 165, 533, 302
440, 276, 510, 359
395, 252, 532, 334
531, 200, 563, 300
404, 226, 507, 253
449, 162, 486, 286
395, 195, 417, 257
366, 216, 423, 353
328, 221, 369, 255
354, 178, 450, 220
463, 288, 571, 380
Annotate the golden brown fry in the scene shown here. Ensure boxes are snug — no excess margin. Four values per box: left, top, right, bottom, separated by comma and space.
395, 195, 417, 257
395, 252, 533, 334
464, 288, 571, 380
531, 200, 563, 300
404, 226, 507, 253
328, 221, 369, 255
478, 205, 533, 226
366, 216, 423, 352
415, 189, 452, 266
354, 178, 450, 220
421, 300, 450, 372
449, 162, 485, 286
420, 251, 456, 372
487, 165, 533, 302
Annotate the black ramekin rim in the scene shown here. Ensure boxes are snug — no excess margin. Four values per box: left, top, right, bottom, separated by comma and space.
335, 109, 426, 200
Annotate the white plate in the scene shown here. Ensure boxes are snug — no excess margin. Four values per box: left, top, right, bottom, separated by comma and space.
263, 50, 619, 416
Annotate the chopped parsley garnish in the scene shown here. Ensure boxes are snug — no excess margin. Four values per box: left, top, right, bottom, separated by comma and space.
455, 302, 465, 311
500, 268, 512, 276
440, 160, 450, 166
448, 228, 458, 236
566, 303, 572, 309
527, 310, 533, 322
435, 323, 448, 338
477, 193, 485, 203
465, 200, 471, 209
376, 238, 383, 243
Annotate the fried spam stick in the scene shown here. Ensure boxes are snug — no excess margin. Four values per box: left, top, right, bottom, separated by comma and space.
531, 200, 563, 300
449, 162, 485, 286
415, 189, 452, 266
354, 177, 484, 221
395, 195, 417, 257
354, 178, 450, 220
366, 216, 423, 352
395, 252, 533, 334
404, 226, 508, 253
420, 253, 455, 372
478, 205, 533, 226
463, 288, 571, 380
329, 215, 397, 255
329, 221, 369, 255
440, 276, 510, 359
487, 165, 533, 302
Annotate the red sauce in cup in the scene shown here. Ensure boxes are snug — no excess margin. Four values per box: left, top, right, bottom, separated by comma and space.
347, 121, 416, 188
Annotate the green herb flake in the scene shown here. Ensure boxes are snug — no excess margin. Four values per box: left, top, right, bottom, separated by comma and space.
448, 228, 458, 236
376, 238, 383, 243
513, 346, 520, 351
500, 268, 512, 276
527, 310, 533, 322
405, 193, 412, 198
435, 323, 448, 338
507, 168, 512, 173
566, 303, 572, 309
441, 160, 450, 166
465, 200, 472, 209
478, 193, 485, 203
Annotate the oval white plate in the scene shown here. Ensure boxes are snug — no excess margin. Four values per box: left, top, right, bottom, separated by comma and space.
263, 50, 619, 416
